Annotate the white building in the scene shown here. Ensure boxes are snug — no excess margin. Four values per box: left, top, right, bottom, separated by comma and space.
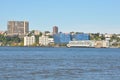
24, 36, 35, 46
39, 35, 54, 46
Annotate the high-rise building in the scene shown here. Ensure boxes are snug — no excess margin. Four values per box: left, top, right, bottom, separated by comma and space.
7, 21, 29, 36
53, 26, 58, 34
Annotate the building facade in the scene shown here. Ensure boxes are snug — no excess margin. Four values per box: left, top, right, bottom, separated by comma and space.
53, 26, 58, 34
24, 36, 35, 46
39, 35, 54, 46
95, 40, 109, 48
7, 21, 29, 36
34, 30, 40, 35
72, 33, 90, 41
53, 33, 71, 44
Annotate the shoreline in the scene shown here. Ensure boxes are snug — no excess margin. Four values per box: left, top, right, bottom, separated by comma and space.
0, 46, 119, 48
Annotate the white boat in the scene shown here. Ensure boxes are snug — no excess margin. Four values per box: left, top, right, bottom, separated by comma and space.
67, 40, 95, 48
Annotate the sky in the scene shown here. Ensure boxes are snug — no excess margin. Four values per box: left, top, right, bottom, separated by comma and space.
0, 0, 120, 33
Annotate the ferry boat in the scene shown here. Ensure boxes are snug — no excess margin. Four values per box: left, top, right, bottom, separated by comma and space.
67, 40, 109, 48
67, 40, 95, 48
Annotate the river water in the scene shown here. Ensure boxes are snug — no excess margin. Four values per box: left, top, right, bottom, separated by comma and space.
0, 47, 120, 80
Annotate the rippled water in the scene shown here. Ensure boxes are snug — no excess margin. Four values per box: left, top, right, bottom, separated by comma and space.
0, 47, 120, 80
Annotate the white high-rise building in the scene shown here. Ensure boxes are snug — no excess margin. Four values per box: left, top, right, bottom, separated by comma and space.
24, 36, 35, 46
39, 35, 54, 46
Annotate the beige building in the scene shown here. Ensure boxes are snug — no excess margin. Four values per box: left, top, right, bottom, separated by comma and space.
95, 41, 109, 48
7, 21, 29, 36
34, 30, 40, 35
24, 36, 35, 46
39, 35, 54, 46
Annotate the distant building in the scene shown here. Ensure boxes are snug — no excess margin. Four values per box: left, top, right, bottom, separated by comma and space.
53, 26, 58, 34
39, 35, 54, 46
0, 31, 5, 34
24, 36, 35, 46
45, 32, 53, 36
104, 34, 112, 38
7, 21, 29, 36
95, 40, 109, 48
53, 33, 71, 44
117, 36, 120, 38
34, 30, 40, 35
70, 32, 76, 35
72, 33, 90, 41
44, 31, 51, 36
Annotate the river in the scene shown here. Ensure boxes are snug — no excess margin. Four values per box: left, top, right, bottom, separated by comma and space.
0, 47, 120, 80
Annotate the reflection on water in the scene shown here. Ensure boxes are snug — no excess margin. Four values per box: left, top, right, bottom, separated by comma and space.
0, 47, 120, 80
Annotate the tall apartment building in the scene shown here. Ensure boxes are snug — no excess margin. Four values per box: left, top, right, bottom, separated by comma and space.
24, 36, 35, 46
53, 26, 58, 34
7, 21, 29, 36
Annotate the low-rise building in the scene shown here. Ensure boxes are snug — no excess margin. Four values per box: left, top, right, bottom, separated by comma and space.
39, 35, 54, 46
34, 30, 40, 35
24, 36, 35, 46
95, 40, 109, 48
117, 35, 120, 38
104, 34, 112, 38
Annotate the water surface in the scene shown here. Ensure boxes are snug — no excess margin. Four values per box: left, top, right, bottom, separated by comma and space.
0, 47, 120, 80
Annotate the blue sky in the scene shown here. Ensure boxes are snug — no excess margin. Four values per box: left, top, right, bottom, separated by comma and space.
0, 0, 120, 33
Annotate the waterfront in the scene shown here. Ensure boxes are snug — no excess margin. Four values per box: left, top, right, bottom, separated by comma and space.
0, 47, 120, 80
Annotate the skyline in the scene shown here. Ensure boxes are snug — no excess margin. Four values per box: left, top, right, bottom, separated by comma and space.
0, 0, 120, 33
